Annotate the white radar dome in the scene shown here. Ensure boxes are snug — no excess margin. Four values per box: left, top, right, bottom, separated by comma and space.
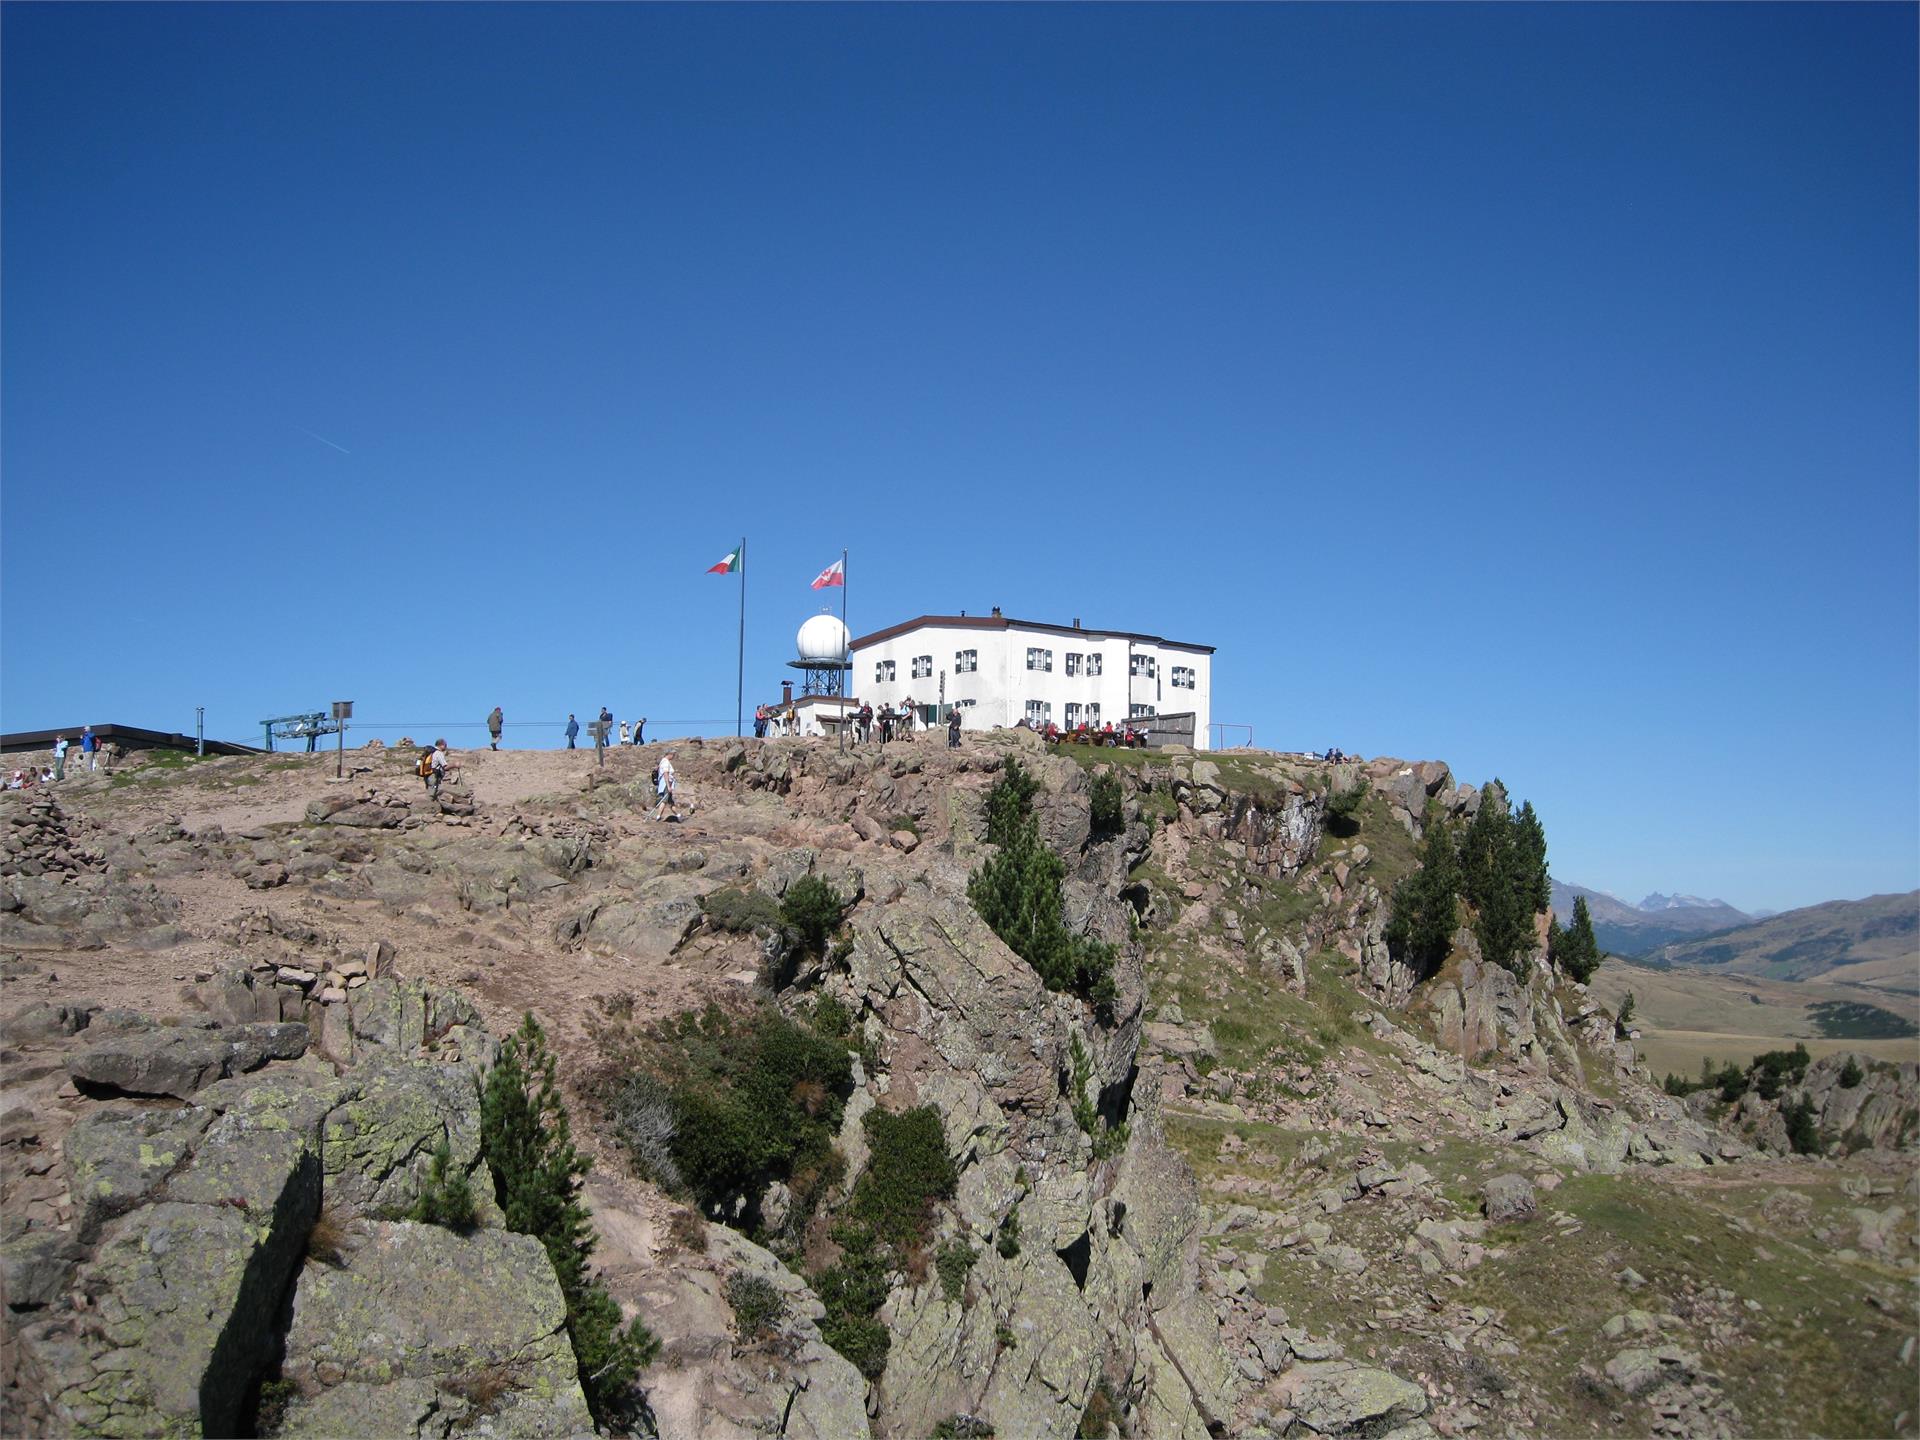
796, 614, 850, 663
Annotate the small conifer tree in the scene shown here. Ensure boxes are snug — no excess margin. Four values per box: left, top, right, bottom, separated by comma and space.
1384, 820, 1460, 977
482, 1014, 659, 1426
970, 763, 1117, 1019
1614, 991, 1636, 1037
1556, 896, 1602, 984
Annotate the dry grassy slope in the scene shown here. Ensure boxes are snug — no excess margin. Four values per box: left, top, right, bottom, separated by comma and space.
1113, 755, 1919, 1440
1590, 959, 1920, 1080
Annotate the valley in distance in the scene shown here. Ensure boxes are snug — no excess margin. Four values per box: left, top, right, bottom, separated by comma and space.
1555, 882, 1919, 1083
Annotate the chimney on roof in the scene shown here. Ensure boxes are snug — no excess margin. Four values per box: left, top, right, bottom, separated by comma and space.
1073, 617, 1081, 629
991, 606, 1002, 618
782, 681, 793, 706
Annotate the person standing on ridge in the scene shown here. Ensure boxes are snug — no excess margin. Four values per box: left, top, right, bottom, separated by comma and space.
618, 720, 629, 746
948, 707, 962, 749
80, 727, 97, 771
487, 707, 504, 751
51, 736, 68, 781
592, 712, 610, 767
429, 738, 449, 799
652, 752, 677, 821
565, 714, 579, 750
633, 716, 646, 745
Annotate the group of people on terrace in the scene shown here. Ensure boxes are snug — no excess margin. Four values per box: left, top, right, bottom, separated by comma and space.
1034, 718, 1147, 748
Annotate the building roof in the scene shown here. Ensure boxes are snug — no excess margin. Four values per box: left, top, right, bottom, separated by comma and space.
850, 614, 1215, 654
0, 724, 262, 757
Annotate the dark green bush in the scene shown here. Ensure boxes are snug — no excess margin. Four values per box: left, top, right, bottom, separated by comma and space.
932, 1416, 996, 1439
996, 1208, 1022, 1259
1839, 1056, 1865, 1088
849, 1106, 955, 1246
1069, 1032, 1128, 1161
662, 1005, 852, 1217
983, 758, 1040, 847
936, 1240, 978, 1302
814, 1105, 959, 1377
1323, 780, 1367, 837
482, 1014, 660, 1428
1552, 895, 1602, 985
970, 764, 1118, 1020
1786, 1097, 1821, 1155
780, 875, 845, 958
1385, 821, 1459, 979
406, 1139, 477, 1231
1089, 771, 1125, 840
703, 886, 783, 933
816, 1221, 893, 1378
1613, 992, 1635, 1038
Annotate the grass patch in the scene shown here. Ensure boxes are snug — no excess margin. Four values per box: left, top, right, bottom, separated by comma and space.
1456, 1171, 1914, 1439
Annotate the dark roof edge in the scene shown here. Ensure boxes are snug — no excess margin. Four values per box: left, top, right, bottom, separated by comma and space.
849, 614, 1215, 653
0, 724, 263, 756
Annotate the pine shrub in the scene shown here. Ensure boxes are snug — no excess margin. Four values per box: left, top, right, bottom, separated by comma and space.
1385, 821, 1460, 978
970, 765, 1118, 1020
1554, 896, 1602, 985
1089, 771, 1125, 840
657, 1004, 852, 1218
406, 1139, 477, 1231
482, 1014, 660, 1428
1324, 780, 1368, 837
935, 1240, 978, 1302
1068, 1032, 1129, 1161
780, 875, 844, 958
983, 757, 1040, 847
1786, 1097, 1821, 1155
1839, 1056, 1865, 1088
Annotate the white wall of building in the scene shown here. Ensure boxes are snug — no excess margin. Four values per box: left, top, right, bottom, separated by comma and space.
851, 619, 1213, 748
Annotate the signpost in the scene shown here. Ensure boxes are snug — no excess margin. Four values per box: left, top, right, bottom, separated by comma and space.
331, 701, 353, 779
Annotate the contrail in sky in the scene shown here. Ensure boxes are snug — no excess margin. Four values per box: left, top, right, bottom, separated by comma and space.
296, 426, 351, 455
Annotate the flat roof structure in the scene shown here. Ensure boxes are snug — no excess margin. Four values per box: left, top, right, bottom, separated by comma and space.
851, 612, 1215, 653
0, 724, 262, 757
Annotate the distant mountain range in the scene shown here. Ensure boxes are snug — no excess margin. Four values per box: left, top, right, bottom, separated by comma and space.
1642, 891, 1919, 991
1550, 880, 1751, 957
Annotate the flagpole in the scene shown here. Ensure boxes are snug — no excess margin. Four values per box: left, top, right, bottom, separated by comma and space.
736, 537, 746, 739
839, 547, 849, 754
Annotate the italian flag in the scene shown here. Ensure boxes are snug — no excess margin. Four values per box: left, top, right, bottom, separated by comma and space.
706, 546, 742, 574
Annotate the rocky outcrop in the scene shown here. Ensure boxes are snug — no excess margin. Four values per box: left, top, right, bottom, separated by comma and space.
0, 971, 587, 1438
276, 1223, 592, 1438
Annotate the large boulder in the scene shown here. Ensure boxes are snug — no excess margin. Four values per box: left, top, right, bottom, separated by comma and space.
276, 1222, 595, 1438
1480, 1174, 1538, 1224
1278, 1360, 1429, 1436
67, 1025, 239, 1099
17, 1107, 321, 1437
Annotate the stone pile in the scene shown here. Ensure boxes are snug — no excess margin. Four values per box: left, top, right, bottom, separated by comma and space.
0, 793, 107, 882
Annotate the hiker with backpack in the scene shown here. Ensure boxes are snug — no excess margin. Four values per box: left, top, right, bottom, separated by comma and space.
487, 707, 504, 750
427, 739, 449, 799
416, 744, 435, 795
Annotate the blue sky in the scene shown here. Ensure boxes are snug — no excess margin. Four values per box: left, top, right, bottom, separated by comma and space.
3, 3, 1914, 914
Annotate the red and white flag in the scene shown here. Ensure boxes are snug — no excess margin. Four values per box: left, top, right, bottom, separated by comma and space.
810, 558, 844, 590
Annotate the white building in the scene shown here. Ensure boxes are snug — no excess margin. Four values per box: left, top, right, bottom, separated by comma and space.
850, 609, 1215, 748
